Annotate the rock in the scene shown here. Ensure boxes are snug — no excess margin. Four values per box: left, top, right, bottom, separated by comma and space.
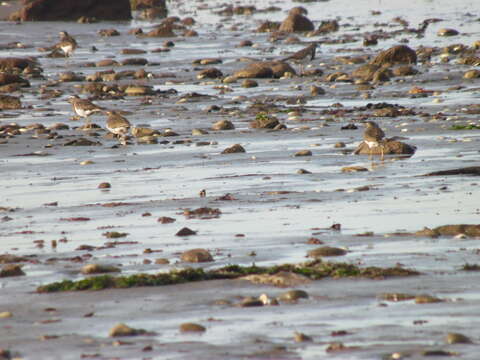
109, 323, 146, 337
370, 45, 417, 66
81, 264, 120, 274
256, 20, 281, 33
437, 28, 459, 36
415, 295, 443, 304
341, 166, 368, 173
445, 333, 472, 344
97, 182, 111, 189
353, 139, 416, 156
124, 85, 154, 96
351, 64, 391, 81
294, 332, 313, 342
294, 150, 312, 157
392, 65, 418, 76
175, 227, 197, 236
250, 114, 280, 129
0, 264, 25, 277
243, 271, 311, 287
422, 167, 480, 177
197, 68, 223, 79
131, 127, 160, 137
423, 224, 480, 237
212, 120, 234, 131
98, 29, 120, 37
121, 48, 147, 55
222, 144, 246, 154
59, 72, 85, 82
307, 246, 347, 257
234, 61, 296, 79
121, 58, 148, 66
241, 79, 258, 88
278, 289, 309, 301
0, 73, 29, 87
0, 311, 12, 318
279, 13, 314, 32
158, 216, 175, 224
0, 57, 38, 71
464, 70, 480, 79
145, 25, 176, 37
240, 298, 264, 307
179, 323, 206, 333
63, 138, 101, 146
310, 85, 325, 95
314, 19, 339, 34
180, 249, 213, 263
0, 95, 21, 110
9, 0, 132, 21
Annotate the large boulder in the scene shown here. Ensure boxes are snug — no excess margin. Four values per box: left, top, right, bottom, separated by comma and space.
279, 13, 314, 32
9, 0, 132, 21
354, 139, 416, 156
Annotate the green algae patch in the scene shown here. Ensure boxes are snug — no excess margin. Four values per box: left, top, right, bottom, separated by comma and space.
36, 260, 419, 293
449, 124, 480, 130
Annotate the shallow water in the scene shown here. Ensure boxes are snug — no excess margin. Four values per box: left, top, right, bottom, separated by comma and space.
1, 0, 480, 358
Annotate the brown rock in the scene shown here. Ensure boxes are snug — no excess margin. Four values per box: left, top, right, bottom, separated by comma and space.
354, 139, 416, 156
98, 29, 120, 37
307, 246, 347, 257
145, 25, 175, 37
197, 68, 223, 79
256, 20, 280, 33
0, 264, 25, 277
370, 45, 417, 66
81, 264, 120, 274
175, 227, 197, 236
96, 59, 120, 67
341, 166, 368, 173
464, 70, 480, 79
0, 95, 21, 110
121, 58, 148, 66
180, 248, 213, 263
97, 182, 111, 189
157, 216, 176, 224
250, 114, 280, 129
392, 65, 418, 76
445, 333, 472, 344
279, 13, 314, 32
212, 120, 234, 131
0, 73, 29, 87
121, 48, 147, 55
437, 28, 459, 36
9, 0, 131, 21
179, 323, 206, 333
0, 57, 38, 71
241, 79, 258, 88
294, 150, 312, 157
221, 144, 246, 154
278, 289, 309, 301
415, 295, 443, 304
109, 323, 146, 337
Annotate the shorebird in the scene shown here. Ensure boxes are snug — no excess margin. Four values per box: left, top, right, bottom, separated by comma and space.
55, 31, 77, 57
363, 120, 386, 160
68, 95, 104, 126
282, 42, 318, 62
104, 110, 131, 146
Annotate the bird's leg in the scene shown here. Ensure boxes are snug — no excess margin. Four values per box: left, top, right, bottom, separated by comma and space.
380, 145, 385, 162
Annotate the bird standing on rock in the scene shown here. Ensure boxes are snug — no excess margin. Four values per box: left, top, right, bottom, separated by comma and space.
363, 120, 386, 160
104, 111, 131, 146
282, 42, 318, 62
55, 31, 77, 57
68, 95, 104, 127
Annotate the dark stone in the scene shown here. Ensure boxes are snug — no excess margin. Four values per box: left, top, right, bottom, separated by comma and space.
9, 0, 132, 21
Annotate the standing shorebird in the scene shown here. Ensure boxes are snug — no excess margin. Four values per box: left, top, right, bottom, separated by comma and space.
68, 95, 104, 126
55, 31, 77, 57
104, 110, 131, 146
282, 42, 318, 62
363, 121, 386, 160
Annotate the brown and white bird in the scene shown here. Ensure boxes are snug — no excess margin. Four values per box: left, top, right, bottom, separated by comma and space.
282, 42, 318, 62
363, 121, 386, 160
104, 110, 131, 146
68, 95, 104, 126
55, 31, 77, 57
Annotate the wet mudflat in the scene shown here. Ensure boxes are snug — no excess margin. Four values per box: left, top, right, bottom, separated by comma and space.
1, 0, 480, 359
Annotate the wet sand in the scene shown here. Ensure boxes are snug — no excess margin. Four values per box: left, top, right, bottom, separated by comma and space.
1, 0, 480, 358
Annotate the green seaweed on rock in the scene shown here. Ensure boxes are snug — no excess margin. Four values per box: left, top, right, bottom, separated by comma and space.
37, 260, 419, 293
